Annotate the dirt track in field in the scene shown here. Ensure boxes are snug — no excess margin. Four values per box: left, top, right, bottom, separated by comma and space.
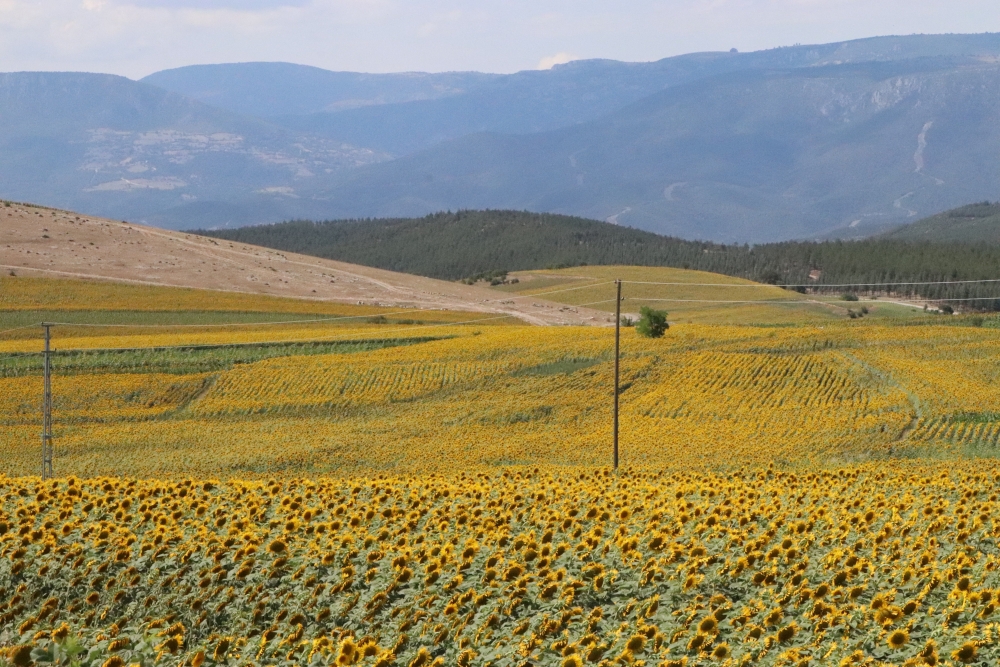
1, 204, 612, 326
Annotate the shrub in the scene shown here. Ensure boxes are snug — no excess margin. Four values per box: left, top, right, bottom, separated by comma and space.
841, 293, 859, 302
636, 306, 668, 338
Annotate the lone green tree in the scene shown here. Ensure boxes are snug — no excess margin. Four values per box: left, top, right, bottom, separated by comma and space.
636, 306, 668, 338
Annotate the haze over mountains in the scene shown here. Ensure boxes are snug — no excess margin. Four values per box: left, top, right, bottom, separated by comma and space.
4, 34, 1000, 241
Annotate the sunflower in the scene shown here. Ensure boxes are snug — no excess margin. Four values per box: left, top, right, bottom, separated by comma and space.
698, 616, 719, 634
214, 637, 232, 661
625, 634, 645, 652
336, 637, 358, 665
777, 623, 797, 643
561, 655, 583, 667
952, 642, 977, 664
887, 629, 908, 649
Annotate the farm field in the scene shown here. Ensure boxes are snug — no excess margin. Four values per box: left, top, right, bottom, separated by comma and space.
4, 268, 1000, 666
499, 266, 951, 325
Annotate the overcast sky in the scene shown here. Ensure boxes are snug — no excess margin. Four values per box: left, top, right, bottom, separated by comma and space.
2, 0, 999, 79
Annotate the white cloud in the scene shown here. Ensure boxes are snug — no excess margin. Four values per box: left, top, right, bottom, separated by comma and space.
1, 0, 1000, 77
537, 51, 577, 70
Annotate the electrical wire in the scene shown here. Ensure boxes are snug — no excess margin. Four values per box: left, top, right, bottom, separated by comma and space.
627, 296, 1000, 304
31, 315, 517, 354
40, 308, 442, 329
622, 278, 1000, 288
0, 324, 44, 337
26, 282, 615, 331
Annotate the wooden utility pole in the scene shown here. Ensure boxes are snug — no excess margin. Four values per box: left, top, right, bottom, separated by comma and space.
613, 280, 621, 471
42, 324, 53, 480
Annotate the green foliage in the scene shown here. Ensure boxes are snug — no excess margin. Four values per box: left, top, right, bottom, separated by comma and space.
461, 269, 509, 285
635, 306, 668, 338
199, 210, 687, 282
884, 201, 1000, 243
841, 293, 859, 301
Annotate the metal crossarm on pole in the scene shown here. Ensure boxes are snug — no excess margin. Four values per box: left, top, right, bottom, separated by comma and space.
614, 280, 621, 471
42, 323, 53, 480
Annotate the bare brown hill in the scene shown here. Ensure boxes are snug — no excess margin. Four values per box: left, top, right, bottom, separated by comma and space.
0, 203, 609, 326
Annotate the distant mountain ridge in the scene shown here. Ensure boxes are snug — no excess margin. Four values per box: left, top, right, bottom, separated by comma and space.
883, 202, 1000, 242
300, 57, 1000, 241
141, 63, 500, 118
0, 71, 388, 227
144, 34, 1000, 157
2, 33, 1000, 237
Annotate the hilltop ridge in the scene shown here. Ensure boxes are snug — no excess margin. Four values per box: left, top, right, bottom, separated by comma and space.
882, 201, 1000, 242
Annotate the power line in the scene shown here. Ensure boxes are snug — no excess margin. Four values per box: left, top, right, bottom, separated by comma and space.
622, 278, 1000, 288
628, 296, 1000, 304
25, 282, 614, 331
0, 324, 45, 337
511, 281, 616, 297
38, 308, 443, 329
3, 312, 524, 356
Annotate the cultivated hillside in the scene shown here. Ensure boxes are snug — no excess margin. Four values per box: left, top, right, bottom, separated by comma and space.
882, 201, 1000, 242
0, 201, 607, 326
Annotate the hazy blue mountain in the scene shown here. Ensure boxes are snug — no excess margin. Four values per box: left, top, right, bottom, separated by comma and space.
6, 34, 1000, 237
0, 72, 387, 228
141, 63, 499, 117
144, 34, 1000, 156
296, 57, 1000, 242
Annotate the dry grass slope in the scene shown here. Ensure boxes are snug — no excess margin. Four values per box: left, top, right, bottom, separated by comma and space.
0, 202, 607, 326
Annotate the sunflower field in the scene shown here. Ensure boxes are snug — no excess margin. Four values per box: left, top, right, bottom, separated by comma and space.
5, 276, 1000, 666
4, 464, 1000, 667
4, 322, 1000, 477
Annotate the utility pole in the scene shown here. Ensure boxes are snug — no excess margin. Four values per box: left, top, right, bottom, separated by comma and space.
613, 280, 621, 471
42, 323, 53, 480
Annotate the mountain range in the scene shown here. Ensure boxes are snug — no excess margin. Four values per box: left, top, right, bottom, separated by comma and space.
3, 33, 1000, 240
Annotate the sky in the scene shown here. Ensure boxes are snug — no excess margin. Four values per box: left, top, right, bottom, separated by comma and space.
1, 0, 999, 79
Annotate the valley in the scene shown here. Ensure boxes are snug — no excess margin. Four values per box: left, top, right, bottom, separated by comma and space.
5, 25, 1000, 667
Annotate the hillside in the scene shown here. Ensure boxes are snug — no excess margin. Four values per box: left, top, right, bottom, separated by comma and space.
0, 201, 606, 326
882, 201, 1000, 242
305, 58, 1000, 241
198, 210, 708, 281
203, 209, 1000, 309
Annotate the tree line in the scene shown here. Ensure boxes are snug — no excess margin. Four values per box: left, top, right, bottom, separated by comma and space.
198, 209, 1000, 310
